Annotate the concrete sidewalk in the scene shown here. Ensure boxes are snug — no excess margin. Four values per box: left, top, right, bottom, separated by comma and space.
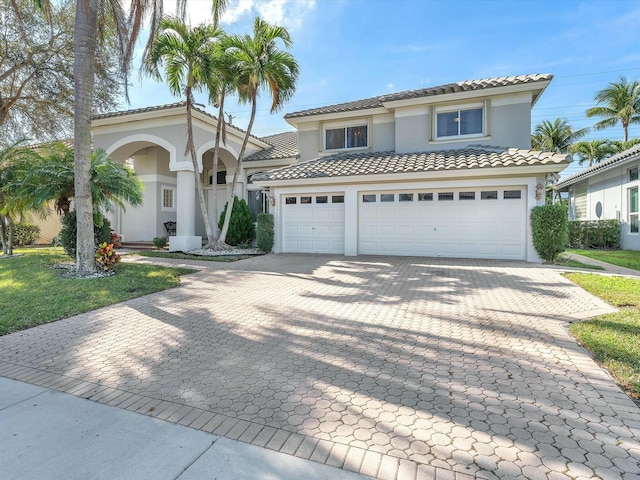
0, 377, 370, 480
563, 251, 640, 276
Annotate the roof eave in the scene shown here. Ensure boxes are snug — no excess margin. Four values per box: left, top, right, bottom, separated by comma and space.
557, 151, 640, 190
255, 162, 569, 188
285, 107, 389, 126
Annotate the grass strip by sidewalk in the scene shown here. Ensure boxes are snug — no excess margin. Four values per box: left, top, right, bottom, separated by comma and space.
565, 273, 640, 398
568, 249, 640, 271
0, 248, 194, 336
554, 255, 604, 270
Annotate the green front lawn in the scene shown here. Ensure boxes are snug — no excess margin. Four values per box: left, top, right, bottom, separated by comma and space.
568, 249, 640, 271
0, 248, 194, 336
566, 273, 640, 398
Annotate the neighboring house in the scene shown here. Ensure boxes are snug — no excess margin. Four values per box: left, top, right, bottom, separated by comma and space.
89, 73, 570, 260
557, 144, 640, 250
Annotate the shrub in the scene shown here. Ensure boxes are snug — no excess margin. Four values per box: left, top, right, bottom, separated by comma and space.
153, 236, 168, 249
530, 204, 568, 263
567, 220, 620, 249
13, 223, 41, 246
218, 196, 255, 246
59, 210, 112, 258
95, 242, 121, 272
256, 213, 274, 253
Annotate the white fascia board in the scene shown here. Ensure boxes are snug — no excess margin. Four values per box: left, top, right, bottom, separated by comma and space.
92, 107, 187, 128
93, 114, 186, 134
381, 81, 550, 110
243, 157, 298, 169
254, 163, 569, 188
284, 107, 389, 126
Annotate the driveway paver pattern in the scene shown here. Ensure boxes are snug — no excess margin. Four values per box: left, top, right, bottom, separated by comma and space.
1, 254, 639, 479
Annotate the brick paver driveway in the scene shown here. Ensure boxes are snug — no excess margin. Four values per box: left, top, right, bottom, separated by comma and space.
2, 254, 640, 479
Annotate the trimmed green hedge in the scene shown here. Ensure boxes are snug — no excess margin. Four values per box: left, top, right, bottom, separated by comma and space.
531, 204, 568, 263
13, 224, 41, 246
567, 220, 620, 249
256, 213, 274, 253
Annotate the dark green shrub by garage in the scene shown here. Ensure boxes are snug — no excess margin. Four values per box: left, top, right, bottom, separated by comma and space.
218, 196, 255, 246
256, 213, 274, 253
13, 224, 41, 246
59, 210, 112, 257
531, 204, 568, 263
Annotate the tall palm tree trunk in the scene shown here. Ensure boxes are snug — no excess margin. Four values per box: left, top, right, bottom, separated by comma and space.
219, 94, 256, 244
74, 0, 99, 274
209, 91, 226, 243
0, 216, 7, 255
185, 87, 215, 245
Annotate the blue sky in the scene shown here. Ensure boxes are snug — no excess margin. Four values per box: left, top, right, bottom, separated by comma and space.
125, 0, 640, 179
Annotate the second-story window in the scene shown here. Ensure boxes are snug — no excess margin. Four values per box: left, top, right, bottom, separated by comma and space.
325, 125, 368, 150
435, 104, 484, 138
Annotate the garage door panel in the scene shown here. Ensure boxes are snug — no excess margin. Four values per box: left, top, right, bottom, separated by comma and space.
282, 195, 345, 254
359, 188, 526, 260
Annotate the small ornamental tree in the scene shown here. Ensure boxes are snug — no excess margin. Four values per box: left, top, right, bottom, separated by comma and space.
218, 196, 255, 246
530, 204, 569, 263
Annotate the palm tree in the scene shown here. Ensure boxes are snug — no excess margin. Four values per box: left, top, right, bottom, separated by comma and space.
569, 140, 618, 167
611, 138, 640, 153
14, 142, 143, 221
218, 17, 299, 244
587, 77, 640, 143
0, 140, 42, 255
531, 118, 588, 153
143, 16, 223, 246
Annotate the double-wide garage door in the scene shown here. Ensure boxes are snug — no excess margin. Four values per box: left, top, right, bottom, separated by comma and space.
281, 187, 526, 259
358, 188, 526, 260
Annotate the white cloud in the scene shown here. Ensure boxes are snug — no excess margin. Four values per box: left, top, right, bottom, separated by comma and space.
160, 0, 315, 31
387, 83, 394, 90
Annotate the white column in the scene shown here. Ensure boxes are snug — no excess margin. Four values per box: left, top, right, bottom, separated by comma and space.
170, 169, 202, 252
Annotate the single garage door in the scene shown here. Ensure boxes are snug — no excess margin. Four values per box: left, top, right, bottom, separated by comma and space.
282, 194, 345, 253
359, 188, 526, 259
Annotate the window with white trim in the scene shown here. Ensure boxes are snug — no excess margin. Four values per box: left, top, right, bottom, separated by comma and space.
324, 125, 368, 150
435, 103, 484, 139
629, 167, 638, 182
630, 187, 639, 233
161, 186, 176, 211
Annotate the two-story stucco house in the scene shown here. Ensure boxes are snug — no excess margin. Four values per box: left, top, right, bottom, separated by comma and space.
557, 144, 640, 250
92, 73, 570, 260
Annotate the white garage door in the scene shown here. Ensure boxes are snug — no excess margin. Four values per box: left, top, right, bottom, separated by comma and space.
282, 194, 345, 253
359, 188, 526, 259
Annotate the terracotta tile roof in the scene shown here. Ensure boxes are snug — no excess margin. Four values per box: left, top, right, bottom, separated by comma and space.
246, 131, 298, 161
256, 145, 570, 182
557, 144, 640, 188
284, 74, 553, 119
